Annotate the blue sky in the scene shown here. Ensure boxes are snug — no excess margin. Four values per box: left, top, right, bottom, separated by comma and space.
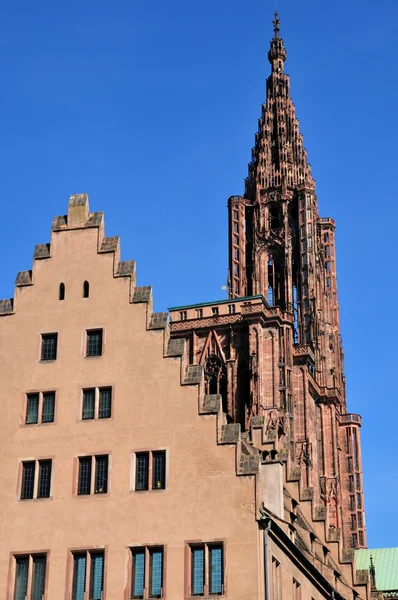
0, 0, 397, 548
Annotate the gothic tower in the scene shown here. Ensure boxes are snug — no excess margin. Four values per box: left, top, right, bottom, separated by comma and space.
226, 13, 366, 549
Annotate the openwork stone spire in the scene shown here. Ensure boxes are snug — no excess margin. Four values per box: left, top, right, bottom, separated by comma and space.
245, 12, 314, 198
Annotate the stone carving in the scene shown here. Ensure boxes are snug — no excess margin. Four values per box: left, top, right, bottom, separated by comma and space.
296, 440, 313, 468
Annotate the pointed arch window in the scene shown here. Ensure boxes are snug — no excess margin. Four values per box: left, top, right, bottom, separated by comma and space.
59, 283, 65, 301
83, 281, 90, 298
204, 354, 227, 412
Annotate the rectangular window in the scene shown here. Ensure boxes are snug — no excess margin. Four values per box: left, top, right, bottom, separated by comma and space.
350, 534, 358, 549
26, 393, 39, 424
26, 391, 55, 425
130, 546, 164, 599
308, 223, 312, 235
134, 451, 167, 492
189, 543, 224, 596
233, 236, 238, 245
136, 452, 149, 491
233, 264, 239, 276
358, 512, 363, 528
325, 245, 330, 257
82, 389, 95, 420
94, 455, 109, 494
86, 329, 103, 357
324, 232, 329, 242
233, 223, 238, 233
212, 307, 219, 316
356, 493, 362, 509
14, 554, 47, 600
348, 476, 354, 492
77, 455, 109, 496
180, 311, 187, 321
233, 210, 238, 220
349, 495, 355, 511
326, 261, 331, 273
37, 459, 52, 498
99, 387, 112, 419
359, 530, 364, 546
21, 461, 35, 500
42, 392, 55, 422
228, 304, 235, 314
152, 451, 166, 490
41, 333, 58, 361
350, 514, 356, 530
196, 309, 203, 318
327, 277, 331, 288
72, 550, 104, 600
78, 457, 92, 495
233, 248, 239, 260
308, 236, 312, 249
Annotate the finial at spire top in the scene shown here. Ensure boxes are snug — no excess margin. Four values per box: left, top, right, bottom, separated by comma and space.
273, 11, 281, 38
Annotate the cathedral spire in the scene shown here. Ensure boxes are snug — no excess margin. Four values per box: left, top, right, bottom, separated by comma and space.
268, 11, 287, 72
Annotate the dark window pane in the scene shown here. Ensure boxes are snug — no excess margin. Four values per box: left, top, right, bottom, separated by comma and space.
42, 392, 55, 423
152, 451, 166, 490
78, 457, 92, 495
14, 557, 29, 600
90, 552, 104, 600
150, 548, 163, 598
26, 393, 39, 424
41, 333, 58, 361
191, 546, 205, 595
21, 461, 35, 499
86, 329, 103, 357
83, 281, 90, 298
38, 460, 52, 498
132, 550, 145, 598
209, 545, 223, 594
135, 453, 149, 491
94, 455, 108, 494
59, 282, 65, 300
99, 387, 112, 419
73, 554, 87, 600
82, 389, 95, 420
32, 555, 47, 600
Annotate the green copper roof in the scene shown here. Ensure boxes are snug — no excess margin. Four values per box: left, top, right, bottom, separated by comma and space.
356, 548, 398, 591
168, 295, 267, 311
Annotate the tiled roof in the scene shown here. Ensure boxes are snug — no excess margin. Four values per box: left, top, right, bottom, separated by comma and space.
356, 548, 398, 591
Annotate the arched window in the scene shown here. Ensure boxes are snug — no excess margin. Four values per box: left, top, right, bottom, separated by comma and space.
204, 354, 227, 413
59, 283, 65, 301
268, 204, 283, 231
83, 281, 89, 298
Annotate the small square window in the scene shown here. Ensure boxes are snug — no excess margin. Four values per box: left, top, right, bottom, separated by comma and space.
77, 454, 109, 496
20, 459, 52, 500
180, 311, 187, 321
41, 333, 58, 361
211, 307, 219, 316
86, 329, 103, 357
196, 309, 203, 319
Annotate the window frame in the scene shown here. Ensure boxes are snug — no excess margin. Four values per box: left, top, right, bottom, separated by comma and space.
129, 545, 165, 599
19, 458, 53, 501
81, 387, 113, 421
40, 333, 58, 361
69, 548, 106, 600
12, 552, 48, 600
76, 454, 110, 497
186, 541, 225, 598
132, 450, 167, 493
85, 328, 104, 358
24, 391, 56, 426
